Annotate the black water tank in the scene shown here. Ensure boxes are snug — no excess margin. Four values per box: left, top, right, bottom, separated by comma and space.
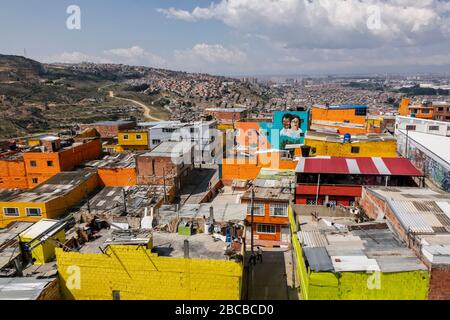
301, 145, 311, 157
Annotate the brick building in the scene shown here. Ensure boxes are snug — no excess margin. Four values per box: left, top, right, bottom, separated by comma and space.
136, 141, 194, 190
241, 179, 293, 247
79, 120, 136, 138
205, 107, 247, 125
359, 186, 450, 299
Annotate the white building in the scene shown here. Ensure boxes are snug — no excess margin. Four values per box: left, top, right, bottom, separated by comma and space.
138, 120, 222, 165
395, 116, 450, 192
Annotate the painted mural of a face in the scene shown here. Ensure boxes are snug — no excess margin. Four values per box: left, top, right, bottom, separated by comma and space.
291, 116, 300, 131
282, 114, 292, 130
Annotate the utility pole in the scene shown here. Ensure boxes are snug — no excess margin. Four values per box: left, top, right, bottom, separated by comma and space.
405, 128, 409, 158
315, 173, 321, 205
123, 188, 127, 215
250, 186, 255, 254
162, 166, 167, 203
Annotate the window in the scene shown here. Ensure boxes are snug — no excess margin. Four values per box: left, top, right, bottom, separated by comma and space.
190, 128, 195, 133
256, 224, 276, 234
270, 203, 288, 217
30, 160, 37, 167
405, 125, 416, 131
123, 135, 129, 140
152, 139, 161, 145
422, 109, 430, 114
355, 108, 367, 116
438, 107, 444, 111
3, 208, 19, 216
163, 128, 176, 133
327, 200, 337, 206
136, 134, 142, 140
112, 290, 121, 300
306, 199, 317, 205
311, 147, 317, 154
32, 178, 38, 184
429, 125, 440, 131
26, 208, 42, 217
343, 120, 350, 123
351, 146, 360, 154
47, 160, 54, 167
247, 202, 265, 216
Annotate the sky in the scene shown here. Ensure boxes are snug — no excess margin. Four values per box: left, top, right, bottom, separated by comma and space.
1, 0, 450, 76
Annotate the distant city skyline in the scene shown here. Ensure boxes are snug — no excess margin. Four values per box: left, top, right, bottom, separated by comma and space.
1, 0, 450, 76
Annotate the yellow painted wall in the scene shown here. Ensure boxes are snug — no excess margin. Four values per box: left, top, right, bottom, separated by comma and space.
0, 173, 98, 228
304, 138, 397, 157
44, 173, 98, 219
288, 205, 430, 300
56, 245, 243, 300
0, 202, 47, 228
118, 131, 148, 147
20, 229, 65, 265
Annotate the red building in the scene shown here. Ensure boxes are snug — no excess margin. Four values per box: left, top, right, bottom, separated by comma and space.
295, 156, 424, 206
241, 179, 293, 247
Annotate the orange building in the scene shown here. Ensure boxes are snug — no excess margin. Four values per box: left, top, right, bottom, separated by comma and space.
220, 151, 297, 185
83, 153, 137, 187
241, 179, 293, 247
0, 154, 28, 189
310, 104, 381, 134
398, 98, 450, 120
234, 120, 272, 152
0, 137, 102, 189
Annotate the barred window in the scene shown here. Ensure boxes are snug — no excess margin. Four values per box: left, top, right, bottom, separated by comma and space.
26, 208, 42, 217
247, 202, 265, 216
3, 208, 19, 216
270, 203, 288, 217
257, 224, 276, 234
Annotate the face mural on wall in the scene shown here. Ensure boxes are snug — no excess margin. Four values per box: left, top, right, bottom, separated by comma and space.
274, 112, 307, 150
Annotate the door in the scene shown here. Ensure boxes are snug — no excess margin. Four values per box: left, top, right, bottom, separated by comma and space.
281, 226, 290, 243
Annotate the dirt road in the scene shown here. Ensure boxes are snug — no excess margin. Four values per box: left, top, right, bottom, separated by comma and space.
108, 90, 163, 121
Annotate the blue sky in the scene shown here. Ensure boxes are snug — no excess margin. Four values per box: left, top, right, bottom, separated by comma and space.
1, 1, 450, 76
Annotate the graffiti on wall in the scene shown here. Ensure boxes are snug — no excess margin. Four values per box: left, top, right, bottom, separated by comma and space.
397, 133, 450, 192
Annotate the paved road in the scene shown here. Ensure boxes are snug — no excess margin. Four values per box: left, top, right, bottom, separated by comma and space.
245, 248, 299, 300
108, 90, 163, 121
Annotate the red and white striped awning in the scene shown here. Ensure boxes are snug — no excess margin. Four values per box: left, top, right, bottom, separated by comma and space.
295, 157, 423, 176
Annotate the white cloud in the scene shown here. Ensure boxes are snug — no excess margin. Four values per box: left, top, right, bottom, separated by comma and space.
175, 43, 247, 64
45, 46, 166, 68
158, 0, 450, 49
103, 46, 166, 67
173, 43, 247, 74
44, 51, 109, 64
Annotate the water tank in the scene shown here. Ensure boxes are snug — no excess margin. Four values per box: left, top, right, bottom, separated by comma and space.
300, 145, 311, 157
343, 133, 351, 143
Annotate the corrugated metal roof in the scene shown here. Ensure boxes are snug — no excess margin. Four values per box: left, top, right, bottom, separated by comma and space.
295, 157, 422, 176
394, 210, 435, 234
0, 277, 53, 300
303, 247, 334, 272
297, 230, 328, 248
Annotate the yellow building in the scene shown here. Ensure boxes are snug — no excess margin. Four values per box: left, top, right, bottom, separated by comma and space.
19, 219, 66, 265
56, 231, 244, 300
116, 130, 149, 152
303, 132, 397, 157
0, 171, 98, 228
